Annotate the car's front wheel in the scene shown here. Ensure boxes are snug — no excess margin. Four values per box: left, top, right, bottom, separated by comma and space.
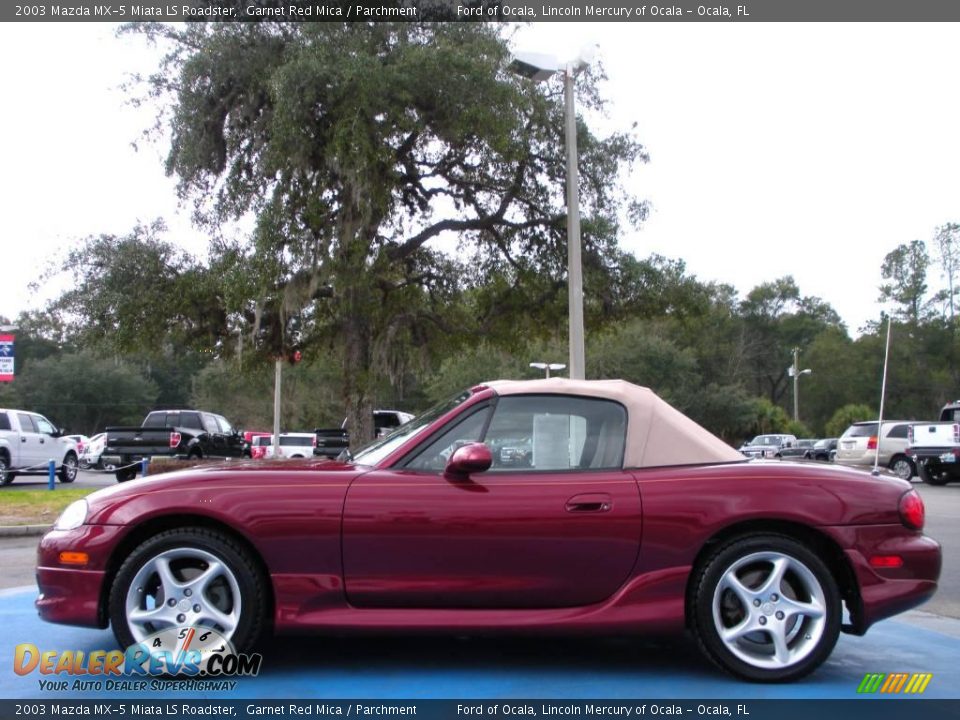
691, 534, 841, 682
108, 527, 267, 653
0, 456, 12, 486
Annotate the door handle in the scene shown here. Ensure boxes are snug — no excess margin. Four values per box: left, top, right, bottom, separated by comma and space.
21, 437, 26, 443
565, 493, 613, 513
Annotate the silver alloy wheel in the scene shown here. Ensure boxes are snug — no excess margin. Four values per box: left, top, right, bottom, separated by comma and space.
891, 458, 913, 481
62, 456, 78, 481
0, 457, 8, 484
711, 551, 827, 670
124, 547, 242, 644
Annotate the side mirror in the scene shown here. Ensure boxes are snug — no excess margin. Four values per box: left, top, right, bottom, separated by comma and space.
445, 443, 493, 477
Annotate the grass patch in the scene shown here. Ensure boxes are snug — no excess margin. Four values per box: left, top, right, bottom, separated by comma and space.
0, 488, 99, 526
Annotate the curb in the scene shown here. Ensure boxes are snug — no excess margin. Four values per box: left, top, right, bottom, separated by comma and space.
0, 524, 50, 537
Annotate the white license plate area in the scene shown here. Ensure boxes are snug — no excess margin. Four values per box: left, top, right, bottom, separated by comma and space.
939, 453, 955, 463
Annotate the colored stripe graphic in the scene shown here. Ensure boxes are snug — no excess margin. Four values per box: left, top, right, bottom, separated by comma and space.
858, 672, 932, 694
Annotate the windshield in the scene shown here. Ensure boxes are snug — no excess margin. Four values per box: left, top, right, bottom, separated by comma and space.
352, 390, 473, 466
749, 436, 781, 446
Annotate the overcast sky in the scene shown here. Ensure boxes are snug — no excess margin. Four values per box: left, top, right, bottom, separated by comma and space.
2, 22, 959, 336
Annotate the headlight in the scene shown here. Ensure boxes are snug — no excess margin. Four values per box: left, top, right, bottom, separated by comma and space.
55, 500, 88, 531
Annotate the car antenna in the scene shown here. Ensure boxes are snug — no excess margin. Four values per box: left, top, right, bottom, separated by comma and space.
872, 314, 893, 477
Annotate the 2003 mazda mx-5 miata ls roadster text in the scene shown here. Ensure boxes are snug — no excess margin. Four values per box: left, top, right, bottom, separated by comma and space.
36, 379, 941, 682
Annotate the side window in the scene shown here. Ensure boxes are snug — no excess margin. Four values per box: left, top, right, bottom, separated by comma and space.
484, 395, 626, 472
17, 413, 37, 433
0, 412, 10, 431
404, 407, 491, 472
887, 424, 909, 439
182, 412, 204, 431
201, 414, 220, 434
215, 415, 233, 434
34, 416, 57, 435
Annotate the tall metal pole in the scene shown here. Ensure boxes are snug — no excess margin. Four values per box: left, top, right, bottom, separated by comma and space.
564, 66, 586, 381
873, 316, 893, 475
792, 347, 800, 422
272, 358, 282, 456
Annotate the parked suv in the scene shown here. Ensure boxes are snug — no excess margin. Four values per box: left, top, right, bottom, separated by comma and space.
739, 434, 797, 459
835, 420, 914, 479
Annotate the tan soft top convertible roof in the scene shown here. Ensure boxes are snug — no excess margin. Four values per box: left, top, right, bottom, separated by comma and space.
484, 378, 744, 469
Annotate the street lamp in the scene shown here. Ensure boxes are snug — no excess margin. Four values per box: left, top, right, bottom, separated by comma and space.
530, 361, 566, 379
510, 44, 598, 381
787, 347, 812, 422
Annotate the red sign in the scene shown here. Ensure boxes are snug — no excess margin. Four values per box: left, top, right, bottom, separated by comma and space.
0, 334, 14, 382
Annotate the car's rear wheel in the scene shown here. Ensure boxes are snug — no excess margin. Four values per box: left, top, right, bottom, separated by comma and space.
58, 454, 78, 483
888, 455, 915, 481
108, 528, 267, 653
116, 467, 137, 483
691, 534, 841, 682
917, 462, 949, 486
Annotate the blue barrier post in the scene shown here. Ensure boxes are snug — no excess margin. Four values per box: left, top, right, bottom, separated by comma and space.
141, 458, 149, 478
48, 460, 55, 490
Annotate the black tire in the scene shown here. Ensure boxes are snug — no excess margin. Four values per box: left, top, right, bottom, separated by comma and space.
918, 462, 949, 486
58, 453, 78, 483
116, 467, 137, 483
0, 455, 12, 486
108, 527, 267, 654
79, 458, 91, 471
187, 448, 203, 461
690, 534, 841, 682
887, 455, 916, 482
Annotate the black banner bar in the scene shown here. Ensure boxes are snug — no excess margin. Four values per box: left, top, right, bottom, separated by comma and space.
6, 0, 960, 22
2, 700, 959, 720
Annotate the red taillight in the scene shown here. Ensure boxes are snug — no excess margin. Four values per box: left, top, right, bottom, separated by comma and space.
169, 432, 181, 448
908, 425, 914, 444
867, 436, 878, 450
312, 436, 317, 447
899, 489, 925, 530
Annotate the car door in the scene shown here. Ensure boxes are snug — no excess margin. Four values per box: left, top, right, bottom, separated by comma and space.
15, 413, 45, 469
342, 394, 642, 609
215, 415, 245, 457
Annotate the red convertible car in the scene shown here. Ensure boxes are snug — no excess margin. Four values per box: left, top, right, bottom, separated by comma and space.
37, 379, 940, 682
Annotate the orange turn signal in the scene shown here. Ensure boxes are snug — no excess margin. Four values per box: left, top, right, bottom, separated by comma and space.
869, 555, 903, 569
58, 551, 89, 566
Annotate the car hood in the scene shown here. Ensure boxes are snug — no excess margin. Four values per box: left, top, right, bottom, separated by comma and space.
83, 457, 363, 522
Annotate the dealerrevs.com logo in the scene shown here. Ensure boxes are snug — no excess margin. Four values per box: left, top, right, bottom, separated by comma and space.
14, 626, 262, 692
857, 672, 934, 694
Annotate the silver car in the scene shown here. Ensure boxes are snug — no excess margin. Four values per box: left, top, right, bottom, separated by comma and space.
834, 420, 914, 479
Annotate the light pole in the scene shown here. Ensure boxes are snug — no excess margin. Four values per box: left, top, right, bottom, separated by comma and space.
530, 362, 566, 379
510, 45, 597, 380
787, 347, 812, 422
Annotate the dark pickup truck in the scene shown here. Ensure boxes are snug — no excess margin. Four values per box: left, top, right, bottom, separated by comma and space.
314, 409, 415, 459
102, 409, 247, 482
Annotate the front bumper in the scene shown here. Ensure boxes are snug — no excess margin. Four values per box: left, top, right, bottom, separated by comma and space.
35, 524, 128, 629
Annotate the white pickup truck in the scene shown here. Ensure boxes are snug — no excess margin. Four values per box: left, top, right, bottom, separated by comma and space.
909, 401, 960, 486
0, 409, 80, 486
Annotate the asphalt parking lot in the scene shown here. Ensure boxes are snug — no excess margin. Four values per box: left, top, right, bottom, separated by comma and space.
1, 477, 958, 700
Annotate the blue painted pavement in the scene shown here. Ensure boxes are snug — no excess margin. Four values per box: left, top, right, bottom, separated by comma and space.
1, 586, 957, 700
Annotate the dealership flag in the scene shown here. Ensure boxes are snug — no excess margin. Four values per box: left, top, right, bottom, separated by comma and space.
0, 334, 14, 382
